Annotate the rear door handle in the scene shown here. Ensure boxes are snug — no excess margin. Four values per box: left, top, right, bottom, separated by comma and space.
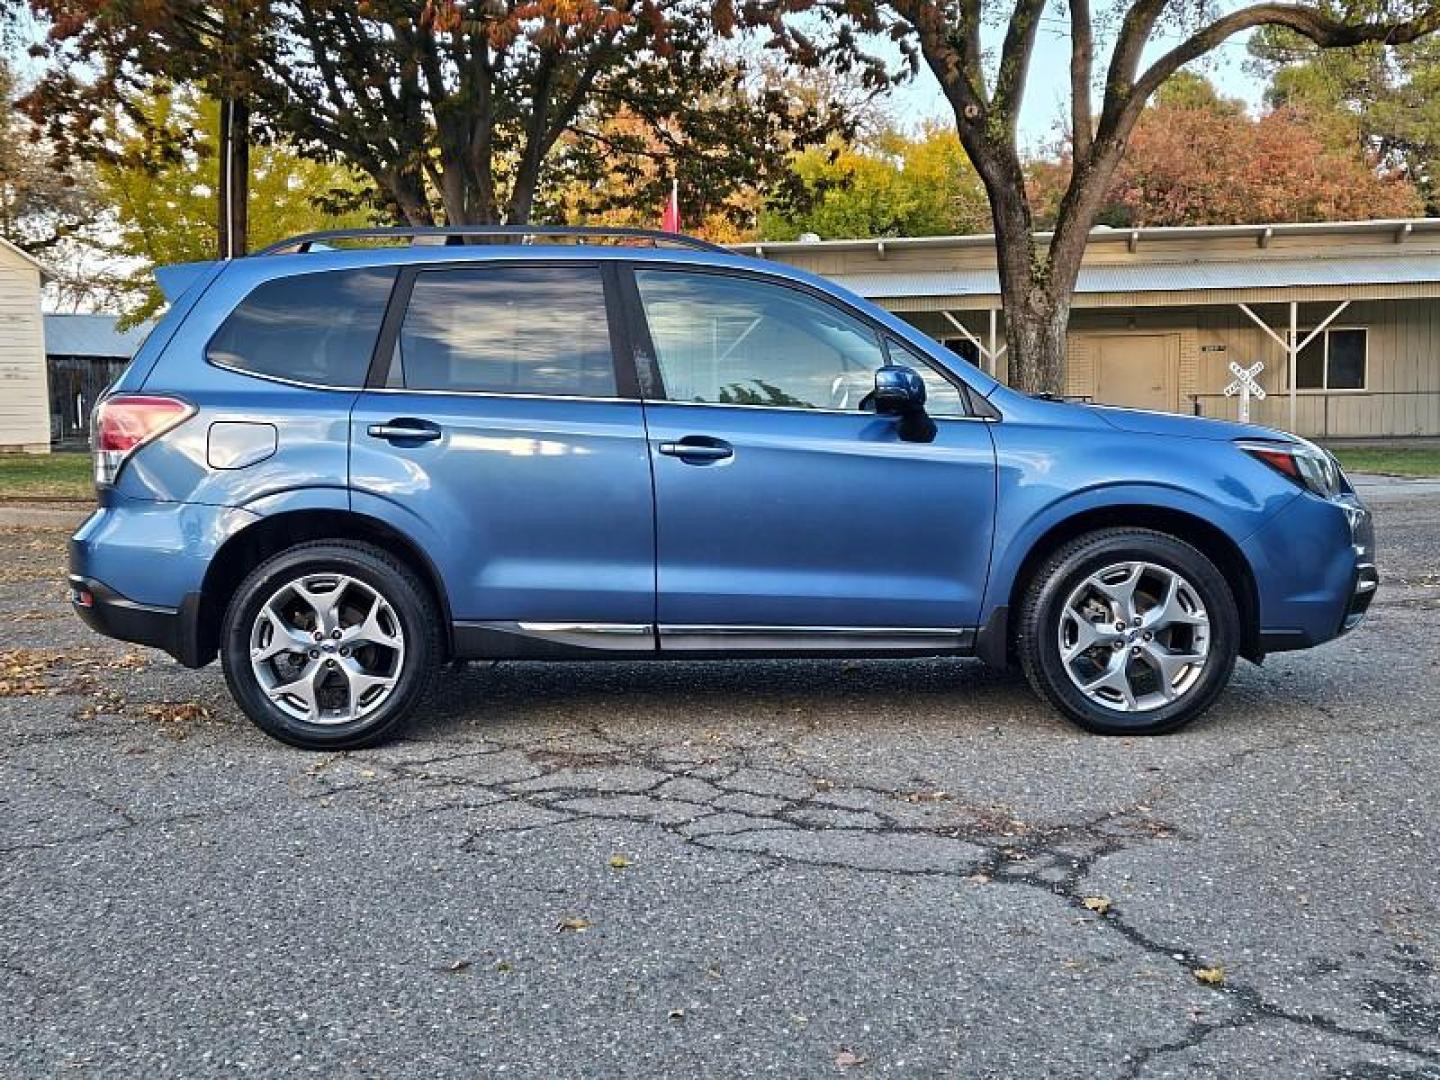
658, 438, 733, 462
368, 419, 442, 443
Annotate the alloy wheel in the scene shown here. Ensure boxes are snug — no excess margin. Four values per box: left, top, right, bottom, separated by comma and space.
249, 572, 405, 725
1057, 560, 1211, 713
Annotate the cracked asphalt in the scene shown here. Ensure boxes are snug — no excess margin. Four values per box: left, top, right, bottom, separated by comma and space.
2, 479, 1438, 1078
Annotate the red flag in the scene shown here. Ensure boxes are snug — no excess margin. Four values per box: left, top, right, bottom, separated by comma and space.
661, 178, 680, 233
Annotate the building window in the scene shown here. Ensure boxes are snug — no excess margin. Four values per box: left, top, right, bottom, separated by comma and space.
942, 338, 982, 366
1290, 327, 1366, 391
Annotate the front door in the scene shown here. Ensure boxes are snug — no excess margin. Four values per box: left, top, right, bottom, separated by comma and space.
349, 262, 655, 641
1094, 333, 1179, 412
628, 266, 997, 647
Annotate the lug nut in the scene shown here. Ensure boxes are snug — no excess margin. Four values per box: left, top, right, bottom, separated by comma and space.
332, 629, 342, 639
1132, 616, 1143, 627
308, 649, 320, 659
326, 659, 336, 668
313, 631, 324, 641
1112, 641, 1124, 650
1115, 622, 1126, 632
1143, 631, 1153, 641
1131, 646, 1142, 655
339, 647, 351, 657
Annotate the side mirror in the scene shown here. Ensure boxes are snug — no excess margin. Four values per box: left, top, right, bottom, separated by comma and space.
872, 364, 936, 443
872, 364, 927, 416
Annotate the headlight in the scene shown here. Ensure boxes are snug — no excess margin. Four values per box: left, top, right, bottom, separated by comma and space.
1236, 439, 1342, 499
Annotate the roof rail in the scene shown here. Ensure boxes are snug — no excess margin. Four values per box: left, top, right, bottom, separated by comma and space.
255, 225, 730, 257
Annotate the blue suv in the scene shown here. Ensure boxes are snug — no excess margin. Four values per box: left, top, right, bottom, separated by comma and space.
70, 226, 1377, 749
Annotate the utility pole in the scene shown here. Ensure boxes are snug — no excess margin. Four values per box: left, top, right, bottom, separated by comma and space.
217, 96, 249, 259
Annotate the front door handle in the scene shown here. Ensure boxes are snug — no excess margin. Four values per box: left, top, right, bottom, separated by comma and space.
658, 438, 733, 462
368, 419, 442, 443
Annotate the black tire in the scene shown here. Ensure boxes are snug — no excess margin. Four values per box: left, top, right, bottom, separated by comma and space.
1016, 528, 1239, 735
220, 541, 441, 750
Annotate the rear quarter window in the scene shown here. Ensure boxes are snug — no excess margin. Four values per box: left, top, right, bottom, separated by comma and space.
207, 267, 397, 388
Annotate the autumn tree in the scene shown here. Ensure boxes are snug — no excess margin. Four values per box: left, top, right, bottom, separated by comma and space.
0, 56, 98, 256
746, 0, 1440, 394
1253, 4, 1440, 213
21, 1, 849, 234
97, 91, 376, 324
1028, 73, 1423, 226
761, 125, 991, 240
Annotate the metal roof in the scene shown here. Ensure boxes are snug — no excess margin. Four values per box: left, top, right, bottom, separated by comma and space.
826, 253, 1440, 301
743, 217, 1440, 257
43, 314, 152, 359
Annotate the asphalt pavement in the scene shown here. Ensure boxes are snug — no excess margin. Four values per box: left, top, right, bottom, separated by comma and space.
1, 481, 1437, 1078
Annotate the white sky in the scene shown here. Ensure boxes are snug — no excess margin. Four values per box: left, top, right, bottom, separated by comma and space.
888, 17, 1267, 153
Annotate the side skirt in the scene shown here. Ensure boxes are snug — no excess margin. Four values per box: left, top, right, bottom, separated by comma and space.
452, 621, 976, 661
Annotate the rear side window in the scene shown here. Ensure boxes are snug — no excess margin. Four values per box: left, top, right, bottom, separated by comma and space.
207, 268, 397, 388
395, 265, 616, 397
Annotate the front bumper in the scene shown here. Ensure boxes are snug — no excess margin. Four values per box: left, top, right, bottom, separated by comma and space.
1246, 494, 1377, 654
68, 575, 207, 667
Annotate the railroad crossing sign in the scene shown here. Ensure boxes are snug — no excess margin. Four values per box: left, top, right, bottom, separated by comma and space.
1223, 360, 1266, 423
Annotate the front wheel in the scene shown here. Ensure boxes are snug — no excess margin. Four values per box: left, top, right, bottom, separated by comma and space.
1017, 528, 1240, 735
220, 541, 441, 750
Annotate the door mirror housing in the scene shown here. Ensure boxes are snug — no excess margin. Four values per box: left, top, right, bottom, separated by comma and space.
872, 364, 936, 443
872, 364, 927, 416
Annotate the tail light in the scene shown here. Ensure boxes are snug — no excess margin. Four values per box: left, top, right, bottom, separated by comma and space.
92, 395, 194, 487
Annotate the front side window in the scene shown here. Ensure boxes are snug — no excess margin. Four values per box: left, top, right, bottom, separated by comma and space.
635, 270, 888, 410
885, 338, 969, 417
397, 265, 616, 397
207, 267, 397, 388
1290, 327, 1367, 391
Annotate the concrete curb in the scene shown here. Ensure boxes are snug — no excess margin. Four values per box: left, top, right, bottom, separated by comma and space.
0, 505, 91, 529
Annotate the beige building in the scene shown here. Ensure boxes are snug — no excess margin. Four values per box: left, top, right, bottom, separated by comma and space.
746, 218, 1440, 439
0, 237, 51, 453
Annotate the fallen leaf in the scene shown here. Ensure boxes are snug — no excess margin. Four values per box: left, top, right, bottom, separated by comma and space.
835, 1049, 867, 1068
556, 916, 591, 933
608, 853, 632, 870
1193, 965, 1226, 986
358, 768, 377, 779
966, 872, 992, 885
668, 1008, 685, 1021
439, 959, 471, 974
813, 778, 834, 792
496, 960, 512, 973
1081, 896, 1112, 916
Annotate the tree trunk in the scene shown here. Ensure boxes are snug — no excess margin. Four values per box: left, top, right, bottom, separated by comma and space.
1002, 284, 1070, 396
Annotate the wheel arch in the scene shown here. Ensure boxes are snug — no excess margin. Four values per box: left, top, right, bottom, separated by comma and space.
194, 508, 454, 667
990, 504, 1262, 666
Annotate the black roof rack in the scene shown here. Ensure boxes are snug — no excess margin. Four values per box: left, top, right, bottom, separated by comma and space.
255, 225, 729, 257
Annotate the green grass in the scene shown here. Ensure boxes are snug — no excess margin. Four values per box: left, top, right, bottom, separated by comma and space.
1330, 447, 1440, 479
0, 453, 93, 500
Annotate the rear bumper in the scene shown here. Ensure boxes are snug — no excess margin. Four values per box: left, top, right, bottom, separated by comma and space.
68, 575, 207, 667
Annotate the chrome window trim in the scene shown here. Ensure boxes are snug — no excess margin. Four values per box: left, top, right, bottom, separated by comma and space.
210, 360, 641, 402
641, 398, 996, 421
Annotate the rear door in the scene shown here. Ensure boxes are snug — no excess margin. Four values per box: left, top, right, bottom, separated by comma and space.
349, 260, 656, 647
626, 265, 997, 648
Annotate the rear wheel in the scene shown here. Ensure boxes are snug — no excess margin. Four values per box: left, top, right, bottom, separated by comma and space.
1017, 529, 1239, 735
221, 541, 440, 750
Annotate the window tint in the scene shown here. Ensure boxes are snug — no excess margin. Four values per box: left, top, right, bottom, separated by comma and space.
1295, 334, 1325, 390
635, 270, 886, 410
945, 338, 982, 366
398, 265, 616, 397
885, 338, 968, 417
1327, 329, 1366, 389
208, 268, 396, 388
